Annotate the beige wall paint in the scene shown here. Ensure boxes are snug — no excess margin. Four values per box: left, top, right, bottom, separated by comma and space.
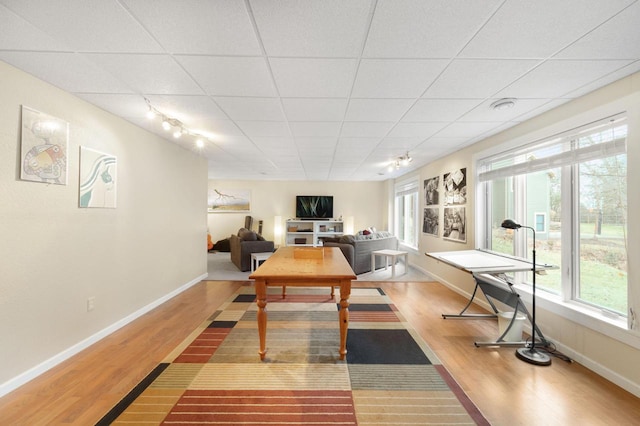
0, 61, 208, 388
207, 180, 388, 243
412, 72, 640, 395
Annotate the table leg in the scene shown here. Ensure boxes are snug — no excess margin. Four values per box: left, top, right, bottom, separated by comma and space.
391, 255, 396, 278
338, 280, 351, 360
255, 279, 267, 360
404, 253, 408, 275
371, 253, 375, 274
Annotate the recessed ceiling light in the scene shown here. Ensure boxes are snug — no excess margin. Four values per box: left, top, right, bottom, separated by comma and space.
490, 98, 517, 111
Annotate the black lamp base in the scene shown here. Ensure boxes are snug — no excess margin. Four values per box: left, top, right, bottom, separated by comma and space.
516, 347, 552, 366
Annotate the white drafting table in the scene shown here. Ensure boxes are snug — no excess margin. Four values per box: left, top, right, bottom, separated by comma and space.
426, 249, 556, 347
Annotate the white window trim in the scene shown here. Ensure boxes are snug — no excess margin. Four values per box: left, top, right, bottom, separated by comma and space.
473, 114, 636, 349
394, 176, 420, 251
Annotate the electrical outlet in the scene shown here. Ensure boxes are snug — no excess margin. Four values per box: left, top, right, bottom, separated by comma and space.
87, 297, 96, 312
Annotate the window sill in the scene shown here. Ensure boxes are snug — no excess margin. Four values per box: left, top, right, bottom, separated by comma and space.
513, 284, 640, 351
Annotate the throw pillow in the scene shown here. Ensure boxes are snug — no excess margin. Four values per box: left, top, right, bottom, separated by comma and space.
238, 228, 257, 241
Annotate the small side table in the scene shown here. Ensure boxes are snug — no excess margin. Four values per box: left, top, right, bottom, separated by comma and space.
251, 251, 274, 272
371, 249, 408, 278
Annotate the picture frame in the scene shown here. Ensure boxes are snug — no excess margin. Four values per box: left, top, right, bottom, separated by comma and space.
423, 207, 439, 236
443, 207, 466, 243
443, 168, 467, 205
20, 106, 69, 185
208, 189, 251, 213
79, 146, 117, 208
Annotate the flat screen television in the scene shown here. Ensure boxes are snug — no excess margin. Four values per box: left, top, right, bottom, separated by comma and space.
296, 195, 333, 220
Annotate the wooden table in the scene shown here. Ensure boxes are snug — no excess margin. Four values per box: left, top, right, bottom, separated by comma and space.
249, 246, 356, 360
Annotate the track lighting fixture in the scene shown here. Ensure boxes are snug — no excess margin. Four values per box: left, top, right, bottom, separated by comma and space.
386, 152, 413, 173
144, 97, 212, 149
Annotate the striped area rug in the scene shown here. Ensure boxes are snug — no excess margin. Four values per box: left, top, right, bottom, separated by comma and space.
98, 286, 489, 425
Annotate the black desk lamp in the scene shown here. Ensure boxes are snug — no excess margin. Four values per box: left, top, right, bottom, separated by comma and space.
501, 219, 552, 366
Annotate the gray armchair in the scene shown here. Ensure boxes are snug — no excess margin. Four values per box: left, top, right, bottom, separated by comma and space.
230, 228, 274, 272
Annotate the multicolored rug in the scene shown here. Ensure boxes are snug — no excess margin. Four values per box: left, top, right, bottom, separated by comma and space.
98, 286, 489, 425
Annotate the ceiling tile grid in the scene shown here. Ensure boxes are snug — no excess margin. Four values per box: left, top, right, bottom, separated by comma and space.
1, 0, 639, 181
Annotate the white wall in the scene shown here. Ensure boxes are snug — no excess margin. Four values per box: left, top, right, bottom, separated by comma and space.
0, 61, 208, 392
207, 180, 388, 243
411, 72, 640, 396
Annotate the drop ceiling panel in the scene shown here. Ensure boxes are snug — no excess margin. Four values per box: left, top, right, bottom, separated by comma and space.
289, 122, 341, 138
563, 60, 640, 99
85, 53, 204, 95
364, 0, 503, 58
352, 59, 449, 98
496, 59, 633, 98
337, 121, 393, 138
235, 121, 291, 138
281, 98, 348, 122
122, 0, 261, 55
177, 56, 277, 97
269, 58, 358, 97
250, 0, 372, 57
403, 99, 483, 122
345, 98, 414, 122
0, 52, 133, 94
387, 122, 447, 139
0, 4, 70, 51
214, 97, 286, 121
424, 59, 541, 99
460, 0, 635, 58
2, 0, 163, 53
294, 137, 338, 150
436, 122, 502, 138
459, 98, 553, 122
251, 137, 297, 149
556, 2, 640, 59
76, 94, 149, 118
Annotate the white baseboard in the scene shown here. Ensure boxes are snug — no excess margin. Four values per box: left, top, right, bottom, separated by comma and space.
423, 271, 640, 398
0, 273, 208, 398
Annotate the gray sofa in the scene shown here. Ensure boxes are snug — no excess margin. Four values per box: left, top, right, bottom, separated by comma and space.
230, 228, 274, 272
324, 231, 398, 275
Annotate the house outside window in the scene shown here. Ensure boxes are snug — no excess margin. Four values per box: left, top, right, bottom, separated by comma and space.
477, 115, 628, 319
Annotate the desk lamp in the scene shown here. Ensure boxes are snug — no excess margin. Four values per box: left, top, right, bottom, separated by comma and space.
501, 219, 552, 366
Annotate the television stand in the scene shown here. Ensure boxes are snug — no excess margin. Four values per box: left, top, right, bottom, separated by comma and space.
286, 219, 344, 246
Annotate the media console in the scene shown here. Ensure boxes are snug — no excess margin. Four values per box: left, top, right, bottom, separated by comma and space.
285, 219, 343, 247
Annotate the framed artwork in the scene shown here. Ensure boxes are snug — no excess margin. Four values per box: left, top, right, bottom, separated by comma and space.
20, 106, 69, 185
79, 146, 117, 208
443, 168, 467, 205
443, 207, 466, 243
423, 207, 439, 236
424, 176, 439, 206
208, 189, 251, 212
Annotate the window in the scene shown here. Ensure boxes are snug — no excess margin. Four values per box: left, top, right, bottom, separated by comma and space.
534, 212, 546, 233
394, 178, 419, 249
478, 115, 628, 318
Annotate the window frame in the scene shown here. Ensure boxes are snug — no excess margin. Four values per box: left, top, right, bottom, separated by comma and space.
394, 177, 420, 251
475, 114, 635, 347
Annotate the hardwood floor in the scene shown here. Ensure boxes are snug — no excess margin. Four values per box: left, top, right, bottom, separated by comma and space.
0, 279, 638, 425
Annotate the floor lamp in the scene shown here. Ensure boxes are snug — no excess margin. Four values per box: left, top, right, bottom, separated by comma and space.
501, 219, 552, 366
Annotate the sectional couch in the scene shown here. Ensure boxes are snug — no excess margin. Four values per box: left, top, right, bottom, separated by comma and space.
324, 231, 398, 275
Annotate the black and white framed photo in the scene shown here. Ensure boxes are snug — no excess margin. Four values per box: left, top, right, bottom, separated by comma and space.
443, 206, 466, 243
424, 176, 439, 206
423, 207, 439, 236
443, 168, 466, 205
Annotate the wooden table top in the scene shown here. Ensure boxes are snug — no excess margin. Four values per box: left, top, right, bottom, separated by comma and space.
249, 246, 356, 281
